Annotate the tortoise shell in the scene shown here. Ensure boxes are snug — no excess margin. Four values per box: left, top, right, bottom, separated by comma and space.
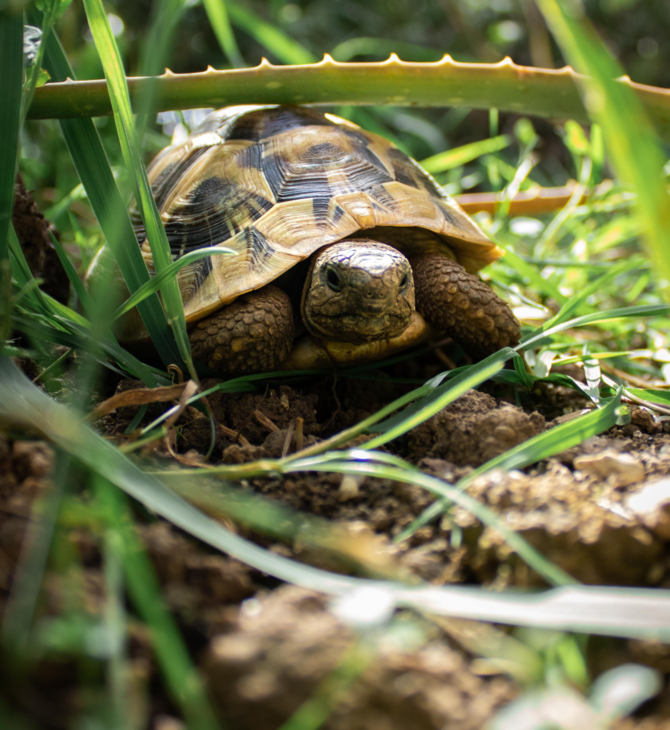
133, 105, 503, 323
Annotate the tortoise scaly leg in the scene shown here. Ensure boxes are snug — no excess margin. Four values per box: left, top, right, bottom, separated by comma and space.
190, 285, 294, 375
411, 253, 520, 360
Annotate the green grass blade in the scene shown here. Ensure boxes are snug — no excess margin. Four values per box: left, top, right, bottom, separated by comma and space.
420, 135, 512, 174
535, 0, 670, 297
135, 0, 187, 147
12, 311, 167, 383
519, 304, 670, 350
203, 0, 245, 68
81, 0, 195, 377
49, 232, 97, 316
8, 224, 51, 313
0, 11, 22, 265
138, 0, 187, 78
363, 348, 515, 448
626, 388, 670, 407
286, 456, 575, 587
111, 247, 233, 321
95, 478, 221, 730
1, 451, 70, 655
464, 391, 623, 486
11, 214, 160, 385
33, 15, 183, 372
1, 359, 670, 640
226, 1, 316, 64
539, 259, 642, 332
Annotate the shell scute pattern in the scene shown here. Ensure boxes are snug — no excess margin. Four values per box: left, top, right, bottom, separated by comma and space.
137, 105, 502, 323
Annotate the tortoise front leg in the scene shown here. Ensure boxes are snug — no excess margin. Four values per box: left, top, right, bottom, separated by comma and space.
411, 253, 520, 360
190, 285, 295, 375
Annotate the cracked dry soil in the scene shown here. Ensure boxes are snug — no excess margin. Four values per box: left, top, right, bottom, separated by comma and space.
3, 366, 670, 729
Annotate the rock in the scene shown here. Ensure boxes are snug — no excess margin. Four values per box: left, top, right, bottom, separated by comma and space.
626, 478, 670, 540
573, 450, 645, 488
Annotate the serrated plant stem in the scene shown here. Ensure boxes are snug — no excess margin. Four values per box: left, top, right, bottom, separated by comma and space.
28, 56, 670, 140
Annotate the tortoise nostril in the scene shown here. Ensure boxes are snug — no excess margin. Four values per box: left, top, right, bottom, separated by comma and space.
326, 267, 342, 292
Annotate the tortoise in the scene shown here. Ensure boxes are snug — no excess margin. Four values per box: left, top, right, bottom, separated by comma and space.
90, 105, 520, 374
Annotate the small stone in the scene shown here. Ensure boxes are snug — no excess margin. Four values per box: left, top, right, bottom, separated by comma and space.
573, 450, 645, 488
338, 474, 364, 501
626, 477, 670, 539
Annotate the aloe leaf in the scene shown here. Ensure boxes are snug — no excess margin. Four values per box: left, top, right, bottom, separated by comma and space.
28, 58, 670, 144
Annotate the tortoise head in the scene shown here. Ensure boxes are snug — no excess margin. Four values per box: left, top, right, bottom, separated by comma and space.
301, 240, 415, 344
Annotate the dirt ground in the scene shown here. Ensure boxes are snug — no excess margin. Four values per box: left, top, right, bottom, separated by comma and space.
3, 357, 670, 729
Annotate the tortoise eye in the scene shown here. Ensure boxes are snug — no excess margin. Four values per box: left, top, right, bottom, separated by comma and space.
326, 267, 342, 292
400, 273, 409, 288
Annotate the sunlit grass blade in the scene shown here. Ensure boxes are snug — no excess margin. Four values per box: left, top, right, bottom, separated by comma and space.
203, 0, 245, 68
535, 0, 670, 296
519, 304, 670, 350
95, 477, 221, 730
34, 16, 182, 372
626, 388, 670, 407
420, 135, 512, 174
82, 0, 195, 377
285, 454, 574, 587
3, 359, 670, 640
363, 348, 515, 448
226, 0, 316, 64
111, 247, 233, 321
500, 247, 569, 306
538, 257, 643, 333
398, 390, 625, 541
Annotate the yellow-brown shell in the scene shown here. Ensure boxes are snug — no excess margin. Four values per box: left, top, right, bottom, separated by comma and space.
134, 105, 504, 323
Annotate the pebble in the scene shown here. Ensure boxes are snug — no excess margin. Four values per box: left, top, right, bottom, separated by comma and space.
626, 477, 670, 539
573, 449, 645, 488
